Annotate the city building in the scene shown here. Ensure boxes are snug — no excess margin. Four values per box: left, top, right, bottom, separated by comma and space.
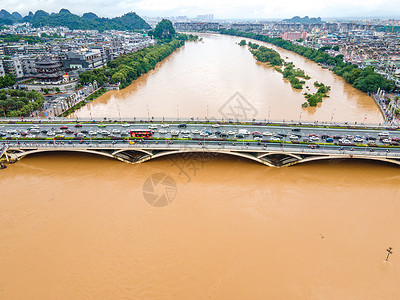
281, 31, 308, 41
35, 57, 63, 83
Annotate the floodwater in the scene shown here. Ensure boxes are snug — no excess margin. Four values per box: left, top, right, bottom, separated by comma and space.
72, 33, 383, 124
0, 153, 399, 299
1, 34, 399, 299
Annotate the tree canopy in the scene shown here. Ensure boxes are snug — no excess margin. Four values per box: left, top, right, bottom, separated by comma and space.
21, 10, 151, 31
0, 89, 44, 117
150, 19, 176, 40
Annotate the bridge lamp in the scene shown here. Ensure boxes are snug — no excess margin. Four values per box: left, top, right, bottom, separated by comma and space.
386, 247, 393, 261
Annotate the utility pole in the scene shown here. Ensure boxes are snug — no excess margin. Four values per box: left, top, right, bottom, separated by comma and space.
386, 247, 393, 261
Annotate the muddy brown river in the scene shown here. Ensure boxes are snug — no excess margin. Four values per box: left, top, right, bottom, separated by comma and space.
1, 34, 399, 299
72, 33, 383, 124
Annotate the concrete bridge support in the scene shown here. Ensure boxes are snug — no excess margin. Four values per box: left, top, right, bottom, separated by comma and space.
2, 146, 400, 168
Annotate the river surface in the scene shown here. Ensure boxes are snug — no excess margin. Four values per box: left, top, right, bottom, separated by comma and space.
72, 33, 383, 124
1, 34, 400, 300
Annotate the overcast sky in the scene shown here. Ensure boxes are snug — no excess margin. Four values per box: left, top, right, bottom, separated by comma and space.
2, 0, 400, 19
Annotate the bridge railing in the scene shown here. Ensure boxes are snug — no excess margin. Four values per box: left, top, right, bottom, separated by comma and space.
4, 141, 400, 159
0, 116, 391, 129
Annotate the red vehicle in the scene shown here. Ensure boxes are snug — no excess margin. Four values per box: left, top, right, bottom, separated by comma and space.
60, 126, 68, 130
75, 124, 82, 128
252, 131, 262, 135
130, 130, 152, 138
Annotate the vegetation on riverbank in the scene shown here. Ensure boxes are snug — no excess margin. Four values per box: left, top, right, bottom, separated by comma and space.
0, 89, 44, 117
79, 39, 185, 89
281, 62, 310, 89
245, 42, 314, 92
250, 44, 284, 66
302, 81, 331, 107
223, 29, 395, 93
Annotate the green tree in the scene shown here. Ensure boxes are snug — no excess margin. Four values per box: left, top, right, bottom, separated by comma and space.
151, 19, 176, 40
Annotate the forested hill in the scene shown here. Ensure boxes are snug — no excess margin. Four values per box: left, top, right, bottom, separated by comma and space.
0, 9, 151, 31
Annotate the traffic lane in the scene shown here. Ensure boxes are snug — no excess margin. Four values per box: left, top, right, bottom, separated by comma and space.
2, 122, 400, 136
5, 138, 400, 155
2, 123, 400, 144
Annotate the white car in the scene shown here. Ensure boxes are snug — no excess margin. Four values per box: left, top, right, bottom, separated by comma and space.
47, 132, 55, 136
160, 124, 169, 128
192, 130, 200, 134
171, 131, 179, 136
212, 124, 220, 128
341, 139, 352, 144
112, 129, 121, 134
121, 123, 130, 127
159, 129, 167, 134
309, 136, 319, 141
379, 132, 389, 136
199, 132, 208, 137
354, 137, 363, 143
289, 135, 299, 140
270, 137, 281, 141
263, 132, 272, 136
149, 125, 157, 129
227, 131, 236, 135
89, 131, 97, 136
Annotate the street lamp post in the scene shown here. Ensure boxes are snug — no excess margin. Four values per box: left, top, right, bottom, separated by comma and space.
386, 247, 393, 261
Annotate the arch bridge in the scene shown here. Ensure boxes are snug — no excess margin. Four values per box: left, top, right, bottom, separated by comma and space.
2, 144, 400, 168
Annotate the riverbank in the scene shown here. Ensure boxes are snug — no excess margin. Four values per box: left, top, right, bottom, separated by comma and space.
78, 38, 187, 90
70, 33, 383, 123
219, 29, 395, 95
59, 87, 107, 117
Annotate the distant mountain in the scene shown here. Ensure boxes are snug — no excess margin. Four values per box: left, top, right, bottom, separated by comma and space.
11, 12, 22, 20
82, 12, 98, 20
0, 9, 17, 25
20, 10, 151, 31
282, 16, 322, 24
59, 9, 71, 14
0, 9, 14, 20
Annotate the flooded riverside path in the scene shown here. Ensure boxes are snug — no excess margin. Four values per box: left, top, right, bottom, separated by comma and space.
72, 33, 383, 124
1, 34, 399, 300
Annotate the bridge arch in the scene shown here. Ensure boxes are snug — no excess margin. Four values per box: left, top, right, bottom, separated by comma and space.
293, 155, 400, 167
11, 148, 117, 162
137, 148, 275, 167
